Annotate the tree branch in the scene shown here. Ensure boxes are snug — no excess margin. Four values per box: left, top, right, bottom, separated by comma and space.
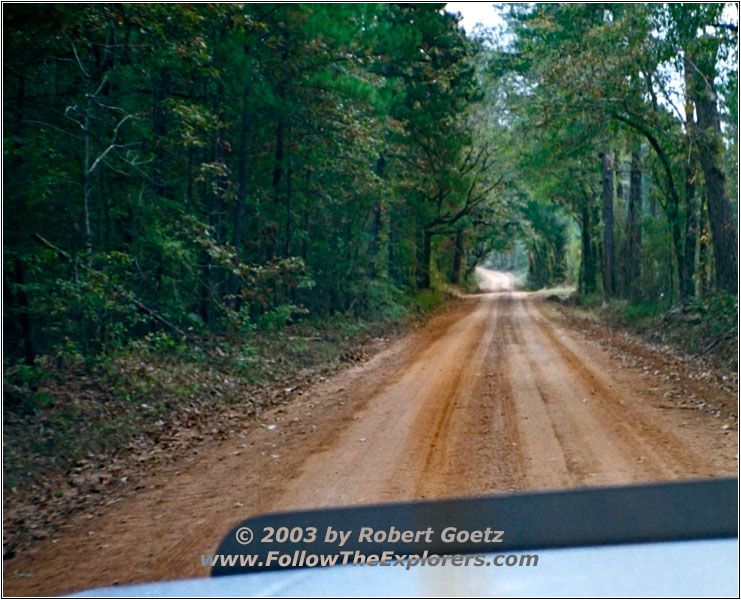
88, 114, 136, 173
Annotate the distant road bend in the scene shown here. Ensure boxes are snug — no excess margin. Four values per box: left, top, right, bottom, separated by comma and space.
4, 268, 737, 596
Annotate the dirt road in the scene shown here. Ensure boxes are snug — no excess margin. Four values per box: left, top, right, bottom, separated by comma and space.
4, 270, 737, 595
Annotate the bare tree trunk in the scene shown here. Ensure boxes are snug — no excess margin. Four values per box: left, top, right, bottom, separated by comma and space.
285, 123, 293, 257
681, 54, 698, 300
689, 49, 738, 295
200, 82, 226, 326
368, 153, 386, 279
667, 196, 686, 301
232, 84, 251, 252
697, 193, 712, 298
417, 229, 433, 289
601, 151, 615, 297
682, 153, 698, 300
628, 149, 642, 298
579, 194, 598, 294
228, 82, 252, 309
452, 228, 464, 285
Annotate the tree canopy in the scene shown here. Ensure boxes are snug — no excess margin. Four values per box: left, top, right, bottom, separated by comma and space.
4, 2, 738, 373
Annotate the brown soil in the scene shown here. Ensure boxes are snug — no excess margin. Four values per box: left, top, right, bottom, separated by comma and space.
4, 270, 737, 596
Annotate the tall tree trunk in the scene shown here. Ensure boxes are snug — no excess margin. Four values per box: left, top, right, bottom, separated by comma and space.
368, 153, 386, 279
267, 117, 285, 266
369, 205, 382, 279
581, 193, 600, 294
667, 194, 686, 300
284, 123, 293, 257
452, 228, 464, 285
233, 86, 252, 250
697, 193, 712, 299
201, 83, 226, 326
681, 54, 698, 300
301, 172, 311, 263
83, 97, 93, 258
580, 195, 598, 294
649, 198, 658, 217
689, 49, 738, 295
614, 152, 625, 297
615, 152, 624, 206
601, 151, 616, 297
152, 66, 169, 197
694, 104, 738, 295
228, 81, 252, 308
682, 151, 698, 300
417, 228, 433, 289
11, 258, 35, 365
628, 149, 642, 298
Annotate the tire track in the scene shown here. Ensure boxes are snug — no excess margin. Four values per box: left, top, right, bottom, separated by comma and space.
524, 298, 708, 479
4, 272, 736, 597
413, 293, 525, 497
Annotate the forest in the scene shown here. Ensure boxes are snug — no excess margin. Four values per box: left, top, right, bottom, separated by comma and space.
3, 4, 738, 493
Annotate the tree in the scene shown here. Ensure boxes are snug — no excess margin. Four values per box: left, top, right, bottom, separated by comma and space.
500, 2, 738, 300
676, 5, 738, 295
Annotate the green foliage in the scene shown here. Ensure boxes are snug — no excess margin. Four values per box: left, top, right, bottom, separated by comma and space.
130, 332, 188, 357
233, 342, 261, 378
574, 292, 604, 309
4, 363, 47, 389
494, 2, 737, 302
360, 280, 408, 322
635, 212, 677, 301
582, 291, 737, 366
4, 3, 520, 378
694, 293, 738, 339
257, 304, 309, 331
616, 298, 674, 324
408, 289, 450, 316
4, 2, 737, 496
521, 200, 570, 289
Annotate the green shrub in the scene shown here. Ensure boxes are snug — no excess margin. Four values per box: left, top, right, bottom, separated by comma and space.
257, 304, 308, 331
408, 289, 447, 315
617, 298, 672, 325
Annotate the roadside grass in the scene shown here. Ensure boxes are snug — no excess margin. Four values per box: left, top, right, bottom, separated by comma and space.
529, 283, 576, 299
542, 289, 737, 370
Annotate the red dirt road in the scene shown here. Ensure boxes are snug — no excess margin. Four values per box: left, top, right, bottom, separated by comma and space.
4, 271, 737, 595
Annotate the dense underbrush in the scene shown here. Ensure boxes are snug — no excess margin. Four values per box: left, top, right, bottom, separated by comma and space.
3, 288, 452, 498
562, 292, 737, 371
